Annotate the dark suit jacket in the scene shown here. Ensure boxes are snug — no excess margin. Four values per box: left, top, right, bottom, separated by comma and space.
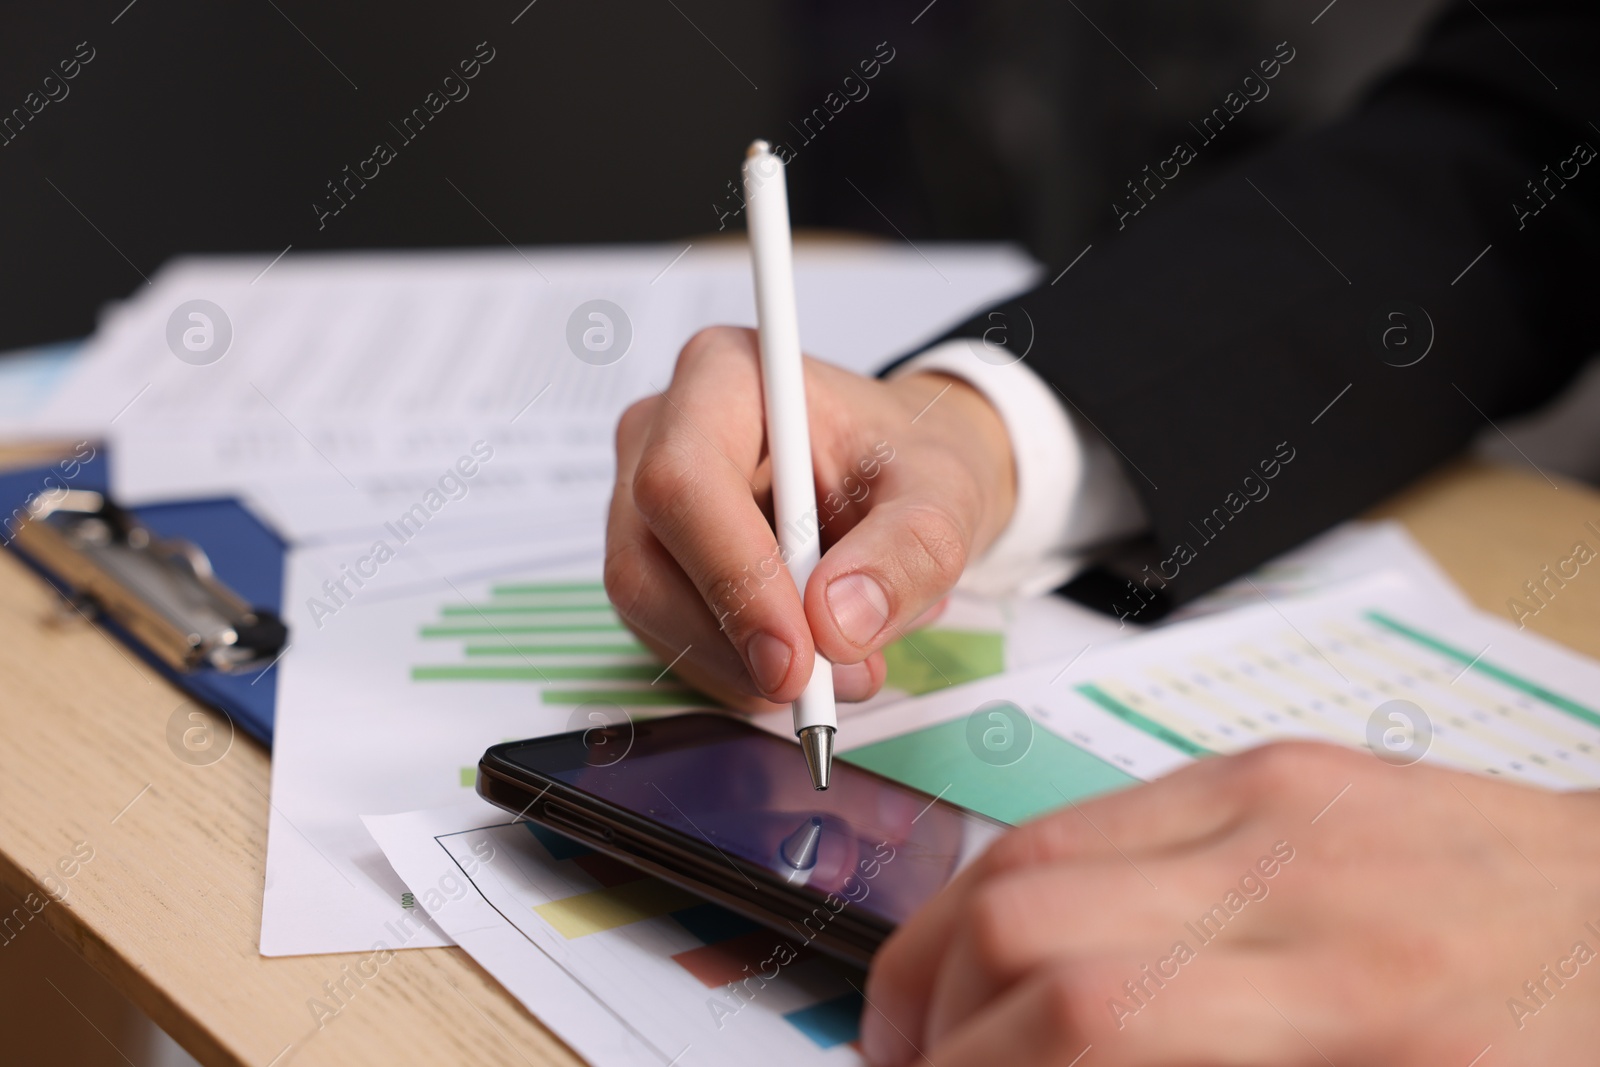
916, 0, 1598, 620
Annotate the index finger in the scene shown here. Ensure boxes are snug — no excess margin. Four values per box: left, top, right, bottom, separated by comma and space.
629, 327, 817, 704
863, 754, 1261, 1065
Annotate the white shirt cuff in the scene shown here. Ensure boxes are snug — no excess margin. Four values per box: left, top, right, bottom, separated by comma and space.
890, 340, 1148, 597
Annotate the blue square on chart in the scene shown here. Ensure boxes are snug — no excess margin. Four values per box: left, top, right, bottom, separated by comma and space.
784, 991, 864, 1049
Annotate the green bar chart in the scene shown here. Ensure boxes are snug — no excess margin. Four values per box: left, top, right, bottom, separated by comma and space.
411, 578, 1021, 715
410, 578, 706, 710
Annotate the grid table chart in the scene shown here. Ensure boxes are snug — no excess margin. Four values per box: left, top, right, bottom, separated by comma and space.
1069, 606, 1600, 789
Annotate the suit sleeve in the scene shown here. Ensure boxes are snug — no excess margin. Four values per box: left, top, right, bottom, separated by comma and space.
915, 0, 1600, 617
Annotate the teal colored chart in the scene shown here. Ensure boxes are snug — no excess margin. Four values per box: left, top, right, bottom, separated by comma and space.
843, 715, 1139, 825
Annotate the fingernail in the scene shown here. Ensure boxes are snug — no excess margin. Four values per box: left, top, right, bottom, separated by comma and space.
828, 573, 890, 648
746, 631, 793, 695
832, 660, 874, 702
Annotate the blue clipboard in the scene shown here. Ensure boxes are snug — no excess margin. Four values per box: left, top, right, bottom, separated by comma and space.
0, 446, 285, 746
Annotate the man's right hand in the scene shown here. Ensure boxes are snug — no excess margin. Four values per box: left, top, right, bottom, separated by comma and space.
604, 326, 1018, 714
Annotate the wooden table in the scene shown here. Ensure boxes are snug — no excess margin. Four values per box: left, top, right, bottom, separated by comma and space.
1, 455, 1597, 1066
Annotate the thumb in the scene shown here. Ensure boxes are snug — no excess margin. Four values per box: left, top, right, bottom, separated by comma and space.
802, 474, 984, 665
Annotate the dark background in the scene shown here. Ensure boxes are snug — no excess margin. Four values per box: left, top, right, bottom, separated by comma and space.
2, 0, 1443, 352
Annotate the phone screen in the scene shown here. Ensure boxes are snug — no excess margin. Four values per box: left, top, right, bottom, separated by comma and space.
495, 714, 1007, 929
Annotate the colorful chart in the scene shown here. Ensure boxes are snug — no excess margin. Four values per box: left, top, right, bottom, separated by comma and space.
881, 628, 1005, 696
412, 577, 1015, 714
518, 823, 868, 1050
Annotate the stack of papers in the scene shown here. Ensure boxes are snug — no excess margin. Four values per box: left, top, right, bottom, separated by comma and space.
21, 242, 1051, 958
361, 560, 1600, 1067
23, 243, 1600, 1067
27, 244, 1038, 543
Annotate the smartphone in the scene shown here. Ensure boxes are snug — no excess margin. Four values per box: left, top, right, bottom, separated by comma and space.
477, 712, 1008, 965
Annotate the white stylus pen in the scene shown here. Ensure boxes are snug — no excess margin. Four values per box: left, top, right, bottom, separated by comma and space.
743, 139, 837, 791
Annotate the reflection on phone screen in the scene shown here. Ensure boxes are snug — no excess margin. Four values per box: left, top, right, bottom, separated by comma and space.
517, 726, 1007, 928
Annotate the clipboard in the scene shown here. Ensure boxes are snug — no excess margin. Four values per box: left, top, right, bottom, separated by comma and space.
0, 444, 287, 745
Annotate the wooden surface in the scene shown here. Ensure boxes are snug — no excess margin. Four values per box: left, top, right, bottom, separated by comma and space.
1366, 461, 1600, 660
1, 454, 1597, 1067
0, 447, 588, 1066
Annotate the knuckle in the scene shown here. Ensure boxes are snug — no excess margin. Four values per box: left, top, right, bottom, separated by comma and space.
680, 325, 745, 366
900, 503, 970, 591
706, 573, 757, 639
1233, 740, 1344, 798
980, 820, 1048, 876
1012, 809, 1087, 865
965, 883, 1027, 978
615, 397, 658, 451
630, 445, 699, 529
1036, 964, 1099, 1042
980, 830, 1022, 875
602, 543, 647, 621
977, 804, 1102, 878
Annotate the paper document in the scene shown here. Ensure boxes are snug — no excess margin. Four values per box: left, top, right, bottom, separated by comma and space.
1174, 518, 1472, 619
366, 803, 876, 1067
360, 567, 1600, 1066
841, 571, 1600, 830
266, 518, 1466, 954
31, 245, 1039, 541
263, 535, 616, 955
264, 543, 1116, 954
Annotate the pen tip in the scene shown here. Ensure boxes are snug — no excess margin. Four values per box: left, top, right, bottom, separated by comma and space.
779, 816, 824, 870
747, 139, 771, 159
800, 726, 834, 791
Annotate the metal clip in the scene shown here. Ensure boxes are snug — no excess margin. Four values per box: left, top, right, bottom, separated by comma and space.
13, 488, 286, 672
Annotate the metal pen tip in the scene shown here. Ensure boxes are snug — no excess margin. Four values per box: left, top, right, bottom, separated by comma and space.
779, 816, 823, 871
799, 725, 834, 791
